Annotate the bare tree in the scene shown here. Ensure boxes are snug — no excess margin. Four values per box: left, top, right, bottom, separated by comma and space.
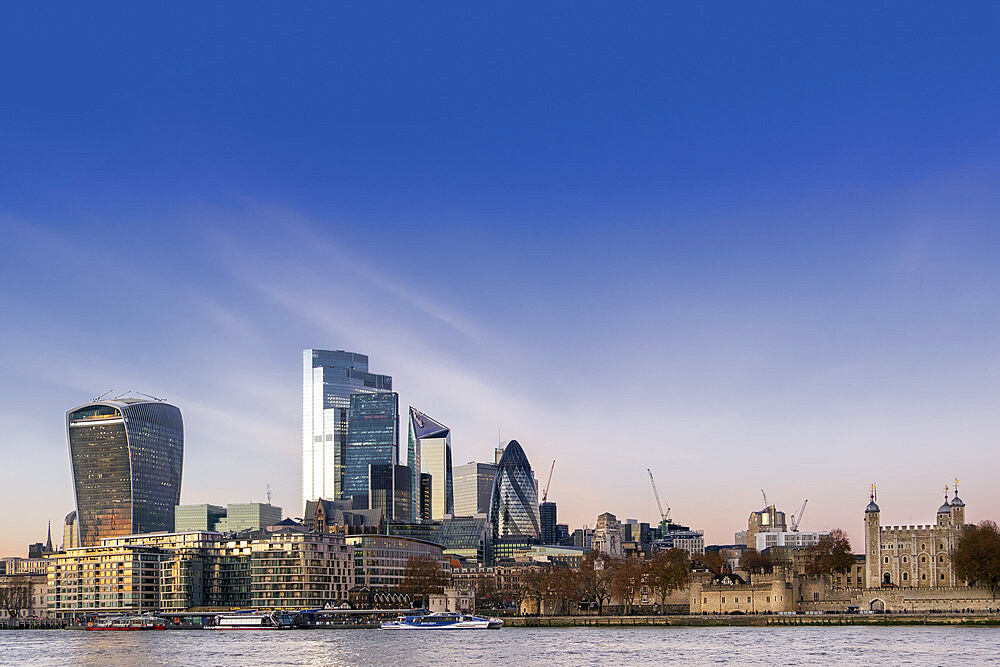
739, 549, 775, 580
648, 548, 689, 613
954, 520, 1000, 599
0, 580, 32, 619
400, 556, 449, 608
611, 559, 644, 615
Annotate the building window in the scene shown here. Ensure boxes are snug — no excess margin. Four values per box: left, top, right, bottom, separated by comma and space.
921, 574, 926, 580
902, 572, 908, 581
902, 556, 907, 563
939, 555, 945, 563
940, 573, 945, 580
884, 557, 889, 564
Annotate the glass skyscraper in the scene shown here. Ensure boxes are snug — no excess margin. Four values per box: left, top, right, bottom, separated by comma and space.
67, 398, 184, 547
489, 439, 541, 544
302, 349, 392, 510
453, 462, 498, 517
369, 463, 411, 521
343, 392, 400, 502
408, 407, 453, 521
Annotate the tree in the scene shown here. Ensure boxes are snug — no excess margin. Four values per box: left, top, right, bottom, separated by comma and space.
693, 550, 726, 575
740, 549, 775, 579
805, 529, 854, 576
580, 553, 615, 615
0, 579, 32, 619
611, 559, 645, 615
400, 556, 449, 608
648, 549, 690, 613
543, 567, 579, 616
953, 520, 1000, 599
474, 575, 499, 610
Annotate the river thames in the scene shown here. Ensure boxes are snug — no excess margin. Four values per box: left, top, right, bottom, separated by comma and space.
2, 627, 999, 666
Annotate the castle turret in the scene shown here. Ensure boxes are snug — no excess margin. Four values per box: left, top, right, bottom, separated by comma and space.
864, 484, 881, 589
950, 478, 965, 526
937, 486, 953, 527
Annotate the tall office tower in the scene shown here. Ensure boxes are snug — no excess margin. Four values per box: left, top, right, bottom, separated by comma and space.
302, 349, 392, 509
489, 439, 541, 543
406, 414, 421, 521
343, 392, 400, 504
540, 501, 558, 544
62, 511, 79, 550
409, 408, 453, 520
419, 473, 433, 520
67, 398, 184, 547
369, 463, 411, 521
453, 462, 498, 517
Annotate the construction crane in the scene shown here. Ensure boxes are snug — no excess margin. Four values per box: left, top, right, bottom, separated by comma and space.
761, 489, 769, 509
790, 499, 808, 532
541, 460, 555, 503
647, 468, 671, 531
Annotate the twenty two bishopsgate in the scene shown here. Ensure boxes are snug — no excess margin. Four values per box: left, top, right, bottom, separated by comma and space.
302, 350, 392, 510
67, 398, 184, 547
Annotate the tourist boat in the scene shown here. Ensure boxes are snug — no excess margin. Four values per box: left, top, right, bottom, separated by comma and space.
381, 612, 503, 630
208, 611, 296, 630
86, 614, 166, 631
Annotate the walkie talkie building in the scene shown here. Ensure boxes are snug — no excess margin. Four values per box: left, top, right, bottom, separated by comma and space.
67, 398, 184, 547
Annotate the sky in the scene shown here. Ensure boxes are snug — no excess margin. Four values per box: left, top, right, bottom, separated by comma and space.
2, 2, 1000, 556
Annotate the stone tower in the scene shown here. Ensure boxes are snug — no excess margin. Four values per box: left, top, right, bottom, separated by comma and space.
864, 484, 881, 589
950, 478, 966, 526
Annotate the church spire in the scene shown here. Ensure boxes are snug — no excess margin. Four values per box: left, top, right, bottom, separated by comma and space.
45, 520, 53, 551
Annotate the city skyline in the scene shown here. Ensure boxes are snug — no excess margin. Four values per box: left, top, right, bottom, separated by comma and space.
3, 4, 1000, 557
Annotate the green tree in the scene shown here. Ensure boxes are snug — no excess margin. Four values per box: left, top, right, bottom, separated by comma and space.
648, 548, 689, 613
805, 529, 854, 575
953, 520, 1000, 599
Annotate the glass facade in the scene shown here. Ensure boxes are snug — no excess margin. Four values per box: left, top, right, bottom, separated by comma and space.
174, 504, 227, 532
67, 399, 184, 547
302, 349, 392, 511
489, 440, 541, 545
369, 463, 411, 521
453, 462, 497, 517
410, 408, 453, 521
226, 503, 283, 532
343, 392, 399, 499
540, 501, 558, 544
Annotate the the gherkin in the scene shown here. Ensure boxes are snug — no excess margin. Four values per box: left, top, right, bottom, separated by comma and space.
489, 440, 540, 542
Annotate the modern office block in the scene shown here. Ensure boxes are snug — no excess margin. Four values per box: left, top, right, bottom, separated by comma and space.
225, 503, 283, 532
343, 392, 399, 500
369, 463, 411, 522
410, 408, 453, 520
540, 501, 558, 544
174, 504, 227, 532
489, 440, 540, 544
453, 462, 497, 517
67, 398, 184, 547
302, 349, 392, 510
419, 473, 433, 521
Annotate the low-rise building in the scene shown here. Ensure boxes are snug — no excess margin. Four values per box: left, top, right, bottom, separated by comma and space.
346, 535, 443, 590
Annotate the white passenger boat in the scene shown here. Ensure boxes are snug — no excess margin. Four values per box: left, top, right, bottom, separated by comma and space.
381, 612, 503, 630
86, 614, 166, 631
208, 611, 296, 630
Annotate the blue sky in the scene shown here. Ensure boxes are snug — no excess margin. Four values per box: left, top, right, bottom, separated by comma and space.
2, 3, 1000, 554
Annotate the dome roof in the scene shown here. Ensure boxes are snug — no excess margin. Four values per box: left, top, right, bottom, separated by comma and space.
950, 495, 965, 507
937, 503, 952, 514
865, 501, 880, 513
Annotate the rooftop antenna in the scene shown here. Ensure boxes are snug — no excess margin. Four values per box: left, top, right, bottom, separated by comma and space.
93, 389, 114, 402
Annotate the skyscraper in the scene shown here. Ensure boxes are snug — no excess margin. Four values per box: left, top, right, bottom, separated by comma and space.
409, 408, 453, 520
369, 463, 411, 521
489, 439, 541, 547
453, 462, 498, 517
67, 398, 184, 547
302, 349, 392, 509
343, 391, 400, 503
540, 501, 558, 544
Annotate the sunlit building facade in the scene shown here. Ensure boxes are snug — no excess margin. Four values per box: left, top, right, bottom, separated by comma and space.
67, 398, 184, 547
453, 462, 497, 517
302, 349, 392, 510
489, 440, 541, 555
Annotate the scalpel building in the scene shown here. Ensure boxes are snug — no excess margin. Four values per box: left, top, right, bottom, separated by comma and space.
67, 398, 184, 547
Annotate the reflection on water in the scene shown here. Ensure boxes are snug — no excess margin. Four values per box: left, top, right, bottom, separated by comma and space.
2, 626, 999, 666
